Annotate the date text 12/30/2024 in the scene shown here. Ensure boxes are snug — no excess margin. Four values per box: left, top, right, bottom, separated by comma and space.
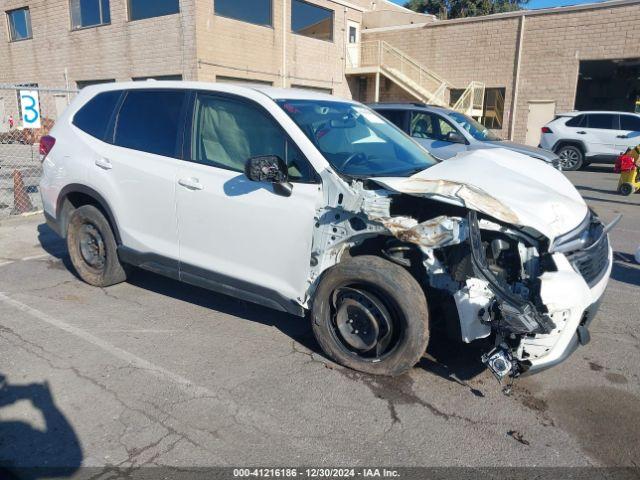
233, 468, 401, 478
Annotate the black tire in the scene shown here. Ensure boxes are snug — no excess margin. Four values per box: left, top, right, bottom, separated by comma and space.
619, 183, 634, 196
66, 205, 128, 287
556, 144, 584, 171
311, 255, 429, 376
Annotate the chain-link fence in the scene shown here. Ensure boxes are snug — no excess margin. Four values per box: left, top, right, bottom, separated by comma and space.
0, 85, 78, 217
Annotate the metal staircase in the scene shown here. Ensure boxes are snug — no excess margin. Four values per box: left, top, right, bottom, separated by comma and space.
482, 88, 504, 129
346, 40, 485, 118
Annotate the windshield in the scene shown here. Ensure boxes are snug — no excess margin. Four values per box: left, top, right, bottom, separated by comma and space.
276, 100, 437, 177
447, 111, 501, 141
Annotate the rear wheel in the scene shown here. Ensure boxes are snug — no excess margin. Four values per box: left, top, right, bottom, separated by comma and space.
556, 145, 584, 171
66, 205, 128, 287
619, 183, 634, 196
311, 255, 429, 376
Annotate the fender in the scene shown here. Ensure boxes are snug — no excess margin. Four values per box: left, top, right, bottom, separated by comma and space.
552, 139, 587, 154
56, 183, 122, 244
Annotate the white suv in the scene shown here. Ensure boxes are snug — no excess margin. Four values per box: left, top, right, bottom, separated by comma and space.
540, 111, 640, 170
40, 82, 614, 380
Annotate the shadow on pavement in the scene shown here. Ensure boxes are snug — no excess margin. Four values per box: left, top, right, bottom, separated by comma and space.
580, 195, 640, 207
611, 251, 640, 287
582, 165, 614, 173
36, 223, 67, 260
36, 220, 487, 383
127, 269, 321, 354
0, 374, 82, 480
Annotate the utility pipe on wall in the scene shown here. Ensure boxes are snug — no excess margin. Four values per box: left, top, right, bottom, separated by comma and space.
509, 14, 526, 141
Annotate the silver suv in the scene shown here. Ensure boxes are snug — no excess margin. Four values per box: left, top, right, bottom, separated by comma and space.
540, 111, 640, 170
371, 103, 560, 168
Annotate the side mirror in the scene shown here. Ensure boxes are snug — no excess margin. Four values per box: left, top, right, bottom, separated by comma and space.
447, 131, 466, 144
244, 155, 292, 197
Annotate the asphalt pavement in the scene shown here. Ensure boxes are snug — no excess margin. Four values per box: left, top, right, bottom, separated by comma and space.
0, 166, 638, 475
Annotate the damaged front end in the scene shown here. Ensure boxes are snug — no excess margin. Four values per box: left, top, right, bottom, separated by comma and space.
309, 173, 614, 384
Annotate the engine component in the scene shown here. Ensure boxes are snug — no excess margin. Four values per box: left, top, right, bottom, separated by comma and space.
468, 211, 555, 335
453, 278, 492, 343
482, 347, 515, 380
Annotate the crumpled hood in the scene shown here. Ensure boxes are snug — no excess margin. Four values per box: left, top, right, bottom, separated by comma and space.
371, 148, 588, 241
480, 140, 559, 162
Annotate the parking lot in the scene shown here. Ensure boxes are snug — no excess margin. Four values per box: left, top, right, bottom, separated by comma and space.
0, 166, 638, 474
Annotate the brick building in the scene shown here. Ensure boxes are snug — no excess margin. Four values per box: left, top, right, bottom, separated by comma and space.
0, 0, 639, 144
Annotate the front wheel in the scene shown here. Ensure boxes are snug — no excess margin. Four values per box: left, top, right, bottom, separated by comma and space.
556, 145, 584, 171
311, 255, 429, 376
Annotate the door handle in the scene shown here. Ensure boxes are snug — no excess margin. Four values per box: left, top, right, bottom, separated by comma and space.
178, 178, 204, 191
617, 134, 629, 139
576, 131, 586, 135
95, 158, 112, 170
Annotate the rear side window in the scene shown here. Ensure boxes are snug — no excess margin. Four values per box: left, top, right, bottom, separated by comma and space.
73, 91, 122, 140
620, 115, 640, 132
377, 110, 406, 131
114, 90, 186, 158
565, 115, 584, 128
586, 114, 617, 130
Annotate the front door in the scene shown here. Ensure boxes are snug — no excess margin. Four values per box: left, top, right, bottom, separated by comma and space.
176, 92, 322, 305
410, 112, 467, 159
346, 21, 360, 69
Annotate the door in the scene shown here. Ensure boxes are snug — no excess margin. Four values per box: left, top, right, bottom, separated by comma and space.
410, 112, 467, 159
525, 101, 556, 146
346, 21, 360, 69
90, 89, 187, 260
581, 113, 618, 157
617, 114, 640, 153
176, 92, 322, 304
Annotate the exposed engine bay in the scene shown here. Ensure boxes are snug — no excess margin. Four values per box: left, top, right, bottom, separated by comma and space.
305, 170, 615, 385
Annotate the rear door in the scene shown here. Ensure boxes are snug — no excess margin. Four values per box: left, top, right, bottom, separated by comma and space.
582, 113, 618, 157
617, 114, 640, 153
89, 89, 187, 261
410, 112, 466, 159
175, 91, 321, 305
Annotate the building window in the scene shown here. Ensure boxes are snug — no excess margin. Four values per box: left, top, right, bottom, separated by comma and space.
291, 84, 332, 94
71, 0, 110, 29
291, 0, 333, 41
215, 75, 273, 86
132, 74, 183, 81
6, 7, 32, 42
76, 79, 115, 89
482, 87, 505, 130
128, 0, 179, 21
215, 0, 272, 27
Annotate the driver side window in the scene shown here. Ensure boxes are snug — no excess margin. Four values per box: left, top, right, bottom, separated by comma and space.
191, 94, 316, 183
410, 113, 435, 139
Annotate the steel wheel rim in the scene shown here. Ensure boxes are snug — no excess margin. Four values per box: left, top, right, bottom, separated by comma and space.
329, 285, 402, 361
559, 148, 580, 169
79, 223, 106, 270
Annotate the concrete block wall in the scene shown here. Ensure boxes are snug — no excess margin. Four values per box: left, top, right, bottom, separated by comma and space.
0, 0, 197, 88
362, 17, 520, 139
513, 4, 640, 141
362, 1, 640, 143
195, 0, 364, 98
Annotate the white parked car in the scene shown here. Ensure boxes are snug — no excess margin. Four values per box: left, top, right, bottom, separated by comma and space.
539, 111, 640, 170
40, 82, 615, 380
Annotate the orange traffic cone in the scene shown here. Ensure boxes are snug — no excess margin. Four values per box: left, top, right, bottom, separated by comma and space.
12, 169, 33, 214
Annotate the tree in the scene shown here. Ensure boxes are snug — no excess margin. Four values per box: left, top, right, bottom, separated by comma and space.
404, 0, 528, 19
